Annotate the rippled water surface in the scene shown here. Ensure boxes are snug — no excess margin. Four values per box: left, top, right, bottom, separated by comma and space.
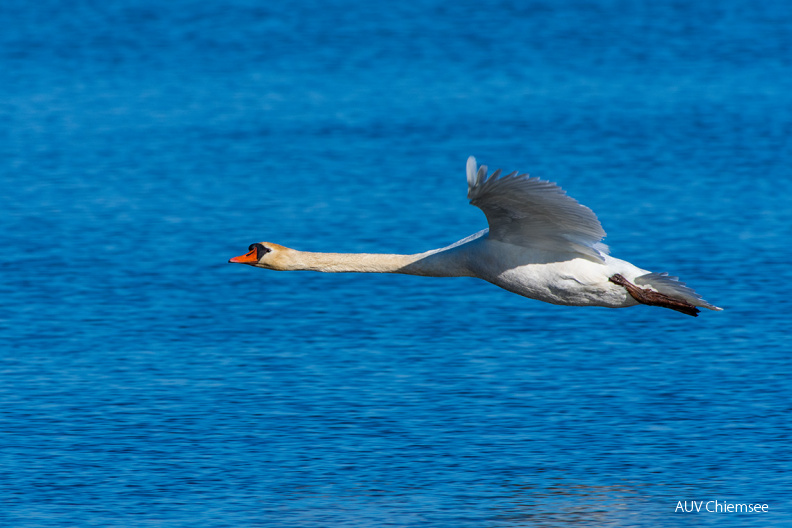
2, 1, 791, 526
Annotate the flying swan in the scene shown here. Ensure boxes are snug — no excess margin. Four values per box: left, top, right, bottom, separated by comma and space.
230, 157, 721, 316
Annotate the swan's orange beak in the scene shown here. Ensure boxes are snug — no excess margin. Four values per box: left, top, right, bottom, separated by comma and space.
229, 247, 258, 264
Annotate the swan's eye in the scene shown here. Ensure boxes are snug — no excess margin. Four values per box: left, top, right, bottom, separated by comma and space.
249, 243, 272, 256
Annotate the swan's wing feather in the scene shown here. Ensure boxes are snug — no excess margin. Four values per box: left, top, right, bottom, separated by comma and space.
466, 156, 608, 260
635, 272, 723, 311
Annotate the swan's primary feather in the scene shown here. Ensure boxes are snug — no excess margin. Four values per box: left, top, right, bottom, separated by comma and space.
635, 272, 723, 311
466, 156, 608, 261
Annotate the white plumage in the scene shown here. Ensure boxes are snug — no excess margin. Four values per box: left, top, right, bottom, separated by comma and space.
230, 157, 721, 316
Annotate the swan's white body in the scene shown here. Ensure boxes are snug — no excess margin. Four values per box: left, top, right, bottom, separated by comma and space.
230, 157, 721, 314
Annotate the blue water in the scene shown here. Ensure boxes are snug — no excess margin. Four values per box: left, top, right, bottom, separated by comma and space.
2, 1, 791, 526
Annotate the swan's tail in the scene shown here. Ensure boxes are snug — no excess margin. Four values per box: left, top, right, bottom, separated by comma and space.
635, 272, 723, 311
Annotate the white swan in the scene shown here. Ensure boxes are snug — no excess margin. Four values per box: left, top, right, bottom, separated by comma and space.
230, 157, 721, 317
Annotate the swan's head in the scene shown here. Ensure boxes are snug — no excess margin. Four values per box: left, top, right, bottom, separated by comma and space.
228, 242, 293, 270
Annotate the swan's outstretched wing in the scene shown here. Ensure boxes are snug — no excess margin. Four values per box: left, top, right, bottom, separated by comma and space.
466, 157, 608, 260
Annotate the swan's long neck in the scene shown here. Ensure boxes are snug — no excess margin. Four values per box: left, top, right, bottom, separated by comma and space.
282, 246, 474, 277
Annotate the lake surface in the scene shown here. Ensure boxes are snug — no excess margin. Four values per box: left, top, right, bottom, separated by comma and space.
2, 1, 791, 526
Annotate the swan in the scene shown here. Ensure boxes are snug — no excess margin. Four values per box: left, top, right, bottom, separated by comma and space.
229, 157, 721, 317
